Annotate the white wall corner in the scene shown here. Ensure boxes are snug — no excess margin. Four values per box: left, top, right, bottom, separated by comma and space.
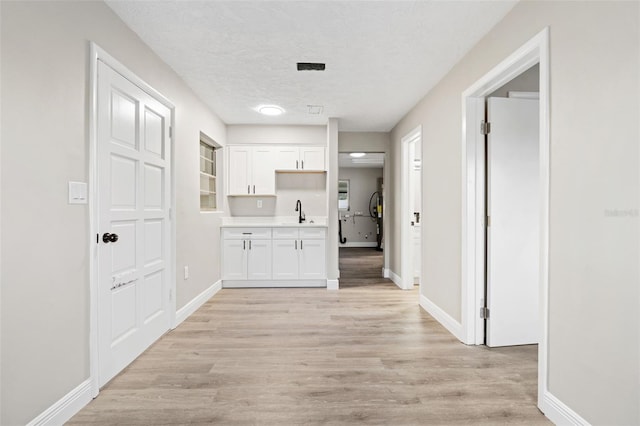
540, 390, 592, 426
173, 280, 222, 328
419, 294, 464, 342
383, 268, 390, 278
27, 379, 93, 426
326, 279, 339, 290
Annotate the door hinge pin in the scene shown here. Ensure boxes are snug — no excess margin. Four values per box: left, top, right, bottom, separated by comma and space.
481, 121, 491, 135
486, 215, 491, 227
480, 307, 490, 319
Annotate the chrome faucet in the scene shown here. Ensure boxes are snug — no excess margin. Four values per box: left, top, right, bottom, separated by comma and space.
295, 200, 305, 223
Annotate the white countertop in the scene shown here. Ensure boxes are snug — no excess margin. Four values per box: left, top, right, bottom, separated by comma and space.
221, 216, 328, 228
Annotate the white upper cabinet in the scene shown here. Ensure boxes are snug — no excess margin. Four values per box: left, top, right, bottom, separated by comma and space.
228, 146, 276, 195
274, 146, 325, 171
299, 147, 325, 170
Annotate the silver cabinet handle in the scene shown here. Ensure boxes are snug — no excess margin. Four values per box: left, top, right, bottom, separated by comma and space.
301, 160, 304, 169
300, 240, 303, 250
243, 240, 246, 250
249, 240, 252, 250
296, 160, 299, 169
247, 185, 250, 194
295, 240, 297, 250
253, 185, 255, 194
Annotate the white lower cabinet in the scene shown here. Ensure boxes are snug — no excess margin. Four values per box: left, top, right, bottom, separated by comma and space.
222, 226, 326, 286
272, 228, 326, 280
221, 228, 272, 280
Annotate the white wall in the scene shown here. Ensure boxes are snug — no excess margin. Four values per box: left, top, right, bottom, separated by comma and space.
338, 167, 383, 245
0, 1, 226, 424
390, 1, 639, 424
227, 125, 326, 146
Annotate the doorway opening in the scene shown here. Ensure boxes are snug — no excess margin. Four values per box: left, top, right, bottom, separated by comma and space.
461, 28, 550, 411
400, 126, 422, 291
338, 152, 387, 287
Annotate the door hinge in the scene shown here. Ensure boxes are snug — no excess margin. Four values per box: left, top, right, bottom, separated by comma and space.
486, 215, 491, 227
480, 307, 490, 319
481, 121, 491, 135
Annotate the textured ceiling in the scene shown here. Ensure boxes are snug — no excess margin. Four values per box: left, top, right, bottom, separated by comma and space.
106, 1, 517, 132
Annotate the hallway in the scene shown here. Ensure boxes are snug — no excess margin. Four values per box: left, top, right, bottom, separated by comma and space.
70, 254, 547, 425
339, 247, 388, 287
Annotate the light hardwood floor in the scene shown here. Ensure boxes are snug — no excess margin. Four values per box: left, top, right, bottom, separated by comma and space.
70, 248, 548, 425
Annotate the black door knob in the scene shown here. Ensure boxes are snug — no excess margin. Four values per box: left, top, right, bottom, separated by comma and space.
102, 233, 119, 243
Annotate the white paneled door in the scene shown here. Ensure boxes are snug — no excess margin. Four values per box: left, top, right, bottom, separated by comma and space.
97, 61, 172, 386
486, 97, 539, 347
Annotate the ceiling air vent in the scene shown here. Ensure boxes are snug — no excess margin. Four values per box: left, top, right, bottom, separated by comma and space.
297, 62, 326, 71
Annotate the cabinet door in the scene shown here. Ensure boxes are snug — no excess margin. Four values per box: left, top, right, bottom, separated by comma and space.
228, 146, 251, 194
300, 147, 325, 170
247, 239, 272, 280
299, 238, 326, 279
272, 239, 299, 279
252, 146, 276, 194
274, 147, 300, 170
222, 239, 247, 280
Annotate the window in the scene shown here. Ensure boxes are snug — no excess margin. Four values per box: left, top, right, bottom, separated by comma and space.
200, 140, 217, 210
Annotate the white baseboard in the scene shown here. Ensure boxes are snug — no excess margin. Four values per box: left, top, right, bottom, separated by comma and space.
326, 279, 339, 290
540, 390, 591, 426
383, 268, 389, 278
27, 379, 93, 426
339, 242, 378, 248
174, 280, 221, 328
419, 294, 464, 342
388, 269, 402, 289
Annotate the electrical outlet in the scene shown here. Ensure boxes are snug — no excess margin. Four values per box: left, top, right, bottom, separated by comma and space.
257, 199, 263, 208
184, 266, 189, 280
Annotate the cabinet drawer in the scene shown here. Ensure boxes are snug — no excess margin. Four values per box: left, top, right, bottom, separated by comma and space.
300, 228, 326, 239
272, 228, 299, 239
222, 228, 271, 239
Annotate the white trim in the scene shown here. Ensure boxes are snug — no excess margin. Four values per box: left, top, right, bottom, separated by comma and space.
326, 279, 339, 290
173, 280, 222, 328
339, 242, 378, 248
89, 42, 176, 397
383, 268, 390, 279
400, 126, 421, 292
388, 269, 402, 289
419, 294, 464, 342
540, 391, 592, 426
27, 379, 93, 426
460, 27, 551, 415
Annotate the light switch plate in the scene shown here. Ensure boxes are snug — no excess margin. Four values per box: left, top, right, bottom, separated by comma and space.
68, 181, 88, 204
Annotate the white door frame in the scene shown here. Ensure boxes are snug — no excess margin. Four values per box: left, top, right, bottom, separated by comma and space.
400, 126, 422, 290
88, 42, 176, 396
460, 28, 550, 408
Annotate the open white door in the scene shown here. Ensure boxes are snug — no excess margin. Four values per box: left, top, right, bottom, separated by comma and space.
486, 97, 539, 347
97, 61, 172, 385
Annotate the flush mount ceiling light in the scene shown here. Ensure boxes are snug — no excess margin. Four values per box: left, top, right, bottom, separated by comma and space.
257, 105, 284, 116
349, 152, 366, 158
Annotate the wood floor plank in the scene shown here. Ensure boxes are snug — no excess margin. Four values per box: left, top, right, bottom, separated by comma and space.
69, 248, 548, 425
